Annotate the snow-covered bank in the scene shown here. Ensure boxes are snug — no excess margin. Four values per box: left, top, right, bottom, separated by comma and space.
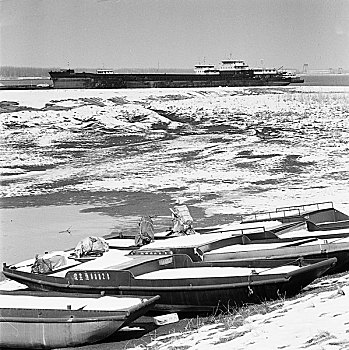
2, 86, 349, 208
129, 273, 349, 350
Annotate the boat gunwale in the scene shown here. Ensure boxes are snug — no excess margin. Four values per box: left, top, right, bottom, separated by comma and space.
0, 313, 129, 323
0, 294, 160, 322
2, 257, 336, 292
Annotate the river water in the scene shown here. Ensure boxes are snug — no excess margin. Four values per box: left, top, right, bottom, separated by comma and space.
1, 85, 349, 264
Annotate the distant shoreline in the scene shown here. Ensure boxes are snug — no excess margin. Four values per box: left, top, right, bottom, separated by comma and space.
0, 77, 52, 90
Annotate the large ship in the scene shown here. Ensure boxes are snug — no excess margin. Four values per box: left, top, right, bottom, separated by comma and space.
49, 58, 304, 89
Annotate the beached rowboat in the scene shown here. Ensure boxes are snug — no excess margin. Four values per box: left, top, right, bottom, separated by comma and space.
135, 230, 349, 275
240, 201, 348, 225
0, 291, 159, 349
2, 255, 336, 313
202, 236, 349, 274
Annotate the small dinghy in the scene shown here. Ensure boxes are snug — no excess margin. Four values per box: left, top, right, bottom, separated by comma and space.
0, 291, 159, 349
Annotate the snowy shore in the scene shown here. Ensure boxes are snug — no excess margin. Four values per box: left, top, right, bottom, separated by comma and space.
49, 271, 349, 350
133, 273, 349, 350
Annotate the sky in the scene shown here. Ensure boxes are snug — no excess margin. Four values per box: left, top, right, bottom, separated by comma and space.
0, 0, 348, 70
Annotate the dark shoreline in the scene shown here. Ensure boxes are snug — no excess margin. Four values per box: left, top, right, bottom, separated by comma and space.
1, 74, 349, 90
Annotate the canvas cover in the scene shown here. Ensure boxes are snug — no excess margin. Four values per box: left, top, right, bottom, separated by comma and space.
31, 252, 68, 274
73, 236, 109, 258
171, 205, 196, 235
135, 216, 155, 246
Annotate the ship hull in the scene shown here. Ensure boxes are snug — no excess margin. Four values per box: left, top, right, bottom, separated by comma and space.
49, 71, 293, 89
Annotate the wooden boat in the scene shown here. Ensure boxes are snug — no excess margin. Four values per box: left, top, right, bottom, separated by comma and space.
145, 222, 349, 275
0, 290, 159, 349
112, 202, 349, 244
2, 255, 336, 313
101, 202, 348, 245
202, 236, 349, 274
240, 201, 348, 225
135, 224, 349, 265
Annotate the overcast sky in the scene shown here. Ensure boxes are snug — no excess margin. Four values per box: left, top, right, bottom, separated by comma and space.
1, 0, 348, 70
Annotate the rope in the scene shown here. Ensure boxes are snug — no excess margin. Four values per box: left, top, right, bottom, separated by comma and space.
248, 257, 304, 275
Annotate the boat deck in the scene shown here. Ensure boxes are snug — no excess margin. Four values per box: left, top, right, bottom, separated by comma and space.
135, 265, 299, 280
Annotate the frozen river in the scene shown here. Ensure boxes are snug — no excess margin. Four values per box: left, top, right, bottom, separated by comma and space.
1, 86, 349, 263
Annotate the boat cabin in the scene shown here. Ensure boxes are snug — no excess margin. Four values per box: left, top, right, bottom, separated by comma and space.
194, 64, 219, 75
96, 69, 114, 74
253, 68, 278, 75
219, 59, 250, 71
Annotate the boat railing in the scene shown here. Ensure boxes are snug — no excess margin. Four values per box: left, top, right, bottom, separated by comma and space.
208, 226, 266, 235
241, 210, 299, 223
276, 201, 333, 213
241, 201, 334, 223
